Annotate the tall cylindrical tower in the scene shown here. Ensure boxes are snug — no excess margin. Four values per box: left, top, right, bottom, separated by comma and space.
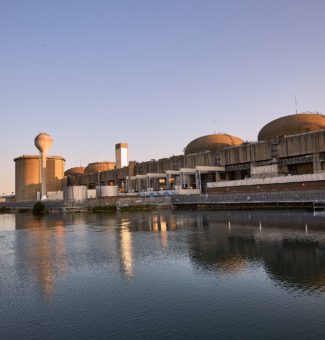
14, 155, 65, 201
34, 133, 53, 200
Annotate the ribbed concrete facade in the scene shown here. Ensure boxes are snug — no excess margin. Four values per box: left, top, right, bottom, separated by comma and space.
66, 129, 325, 193
18, 112, 325, 198
14, 155, 65, 201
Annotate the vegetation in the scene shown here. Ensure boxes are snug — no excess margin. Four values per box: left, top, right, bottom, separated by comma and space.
18, 208, 31, 213
90, 204, 162, 213
91, 205, 117, 213
119, 204, 158, 212
0, 206, 12, 214
32, 201, 46, 215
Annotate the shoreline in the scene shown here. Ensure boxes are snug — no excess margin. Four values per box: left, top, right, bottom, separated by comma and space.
1, 198, 323, 214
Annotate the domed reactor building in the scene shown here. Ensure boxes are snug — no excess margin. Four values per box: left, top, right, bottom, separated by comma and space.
184, 133, 244, 155
206, 111, 325, 194
258, 112, 325, 141
13, 112, 325, 201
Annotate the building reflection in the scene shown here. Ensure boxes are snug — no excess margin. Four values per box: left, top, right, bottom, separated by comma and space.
0, 213, 15, 231
14, 212, 137, 287
187, 211, 325, 293
119, 219, 134, 278
11, 210, 325, 297
15, 213, 67, 299
115, 213, 178, 277
149, 214, 174, 249
261, 238, 325, 292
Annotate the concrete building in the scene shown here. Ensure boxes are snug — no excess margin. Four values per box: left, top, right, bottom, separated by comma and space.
84, 162, 115, 174
115, 143, 128, 169
14, 111, 325, 201
65, 111, 325, 195
14, 155, 65, 201
64, 167, 85, 176
184, 133, 244, 154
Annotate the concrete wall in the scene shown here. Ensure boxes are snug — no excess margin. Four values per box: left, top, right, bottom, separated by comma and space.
219, 130, 325, 165
47, 191, 64, 200
64, 186, 87, 203
251, 164, 278, 178
66, 130, 325, 192
96, 185, 119, 197
15, 155, 65, 201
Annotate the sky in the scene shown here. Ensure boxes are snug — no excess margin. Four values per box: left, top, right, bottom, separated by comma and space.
1, 0, 325, 194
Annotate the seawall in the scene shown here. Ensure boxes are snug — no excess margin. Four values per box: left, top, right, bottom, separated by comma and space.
2, 189, 325, 212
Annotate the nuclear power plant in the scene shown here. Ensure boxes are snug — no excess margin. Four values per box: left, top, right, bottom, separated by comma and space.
13, 111, 325, 203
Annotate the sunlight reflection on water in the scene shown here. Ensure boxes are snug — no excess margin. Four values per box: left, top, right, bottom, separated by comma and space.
1, 210, 325, 339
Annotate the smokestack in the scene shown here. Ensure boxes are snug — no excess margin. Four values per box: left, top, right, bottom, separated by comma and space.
115, 143, 128, 169
34, 133, 53, 200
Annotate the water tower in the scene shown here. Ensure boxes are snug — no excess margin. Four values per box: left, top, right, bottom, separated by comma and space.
34, 133, 53, 200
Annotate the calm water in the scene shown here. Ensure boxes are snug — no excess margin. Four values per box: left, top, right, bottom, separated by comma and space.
1, 210, 325, 339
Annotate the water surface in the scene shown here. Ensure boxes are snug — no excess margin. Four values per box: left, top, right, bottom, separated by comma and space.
1, 210, 325, 339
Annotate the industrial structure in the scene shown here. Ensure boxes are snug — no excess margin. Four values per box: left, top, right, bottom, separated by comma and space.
13, 112, 325, 202
34, 133, 54, 200
14, 155, 65, 201
115, 143, 128, 169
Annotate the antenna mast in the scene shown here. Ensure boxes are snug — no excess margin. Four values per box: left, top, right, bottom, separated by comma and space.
295, 95, 298, 114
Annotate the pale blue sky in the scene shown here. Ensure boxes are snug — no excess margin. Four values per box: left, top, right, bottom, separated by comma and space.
1, 0, 325, 194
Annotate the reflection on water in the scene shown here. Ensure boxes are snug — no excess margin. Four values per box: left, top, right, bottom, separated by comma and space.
119, 220, 134, 278
15, 214, 68, 299
188, 211, 325, 293
6, 210, 325, 296
1, 210, 325, 339
150, 214, 173, 249
0, 213, 15, 230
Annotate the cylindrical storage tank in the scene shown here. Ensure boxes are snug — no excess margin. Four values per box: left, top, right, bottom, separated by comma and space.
14, 155, 65, 201
87, 189, 97, 199
96, 185, 119, 197
64, 186, 88, 203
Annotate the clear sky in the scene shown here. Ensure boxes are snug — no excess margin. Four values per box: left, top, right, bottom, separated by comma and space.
1, 0, 325, 194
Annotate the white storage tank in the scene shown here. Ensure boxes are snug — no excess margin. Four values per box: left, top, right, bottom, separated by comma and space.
87, 189, 96, 199
47, 191, 64, 200
64, 186, 88, 203
96, 185, 119, 197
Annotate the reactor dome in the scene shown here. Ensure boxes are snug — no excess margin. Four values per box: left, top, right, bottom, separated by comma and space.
64, 167, 85, 176
84, 162, 116, 174
184, 133, 244, 155
258, 112, 325, 141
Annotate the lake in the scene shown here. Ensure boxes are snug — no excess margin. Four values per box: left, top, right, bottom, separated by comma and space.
1, 210, 325, 339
